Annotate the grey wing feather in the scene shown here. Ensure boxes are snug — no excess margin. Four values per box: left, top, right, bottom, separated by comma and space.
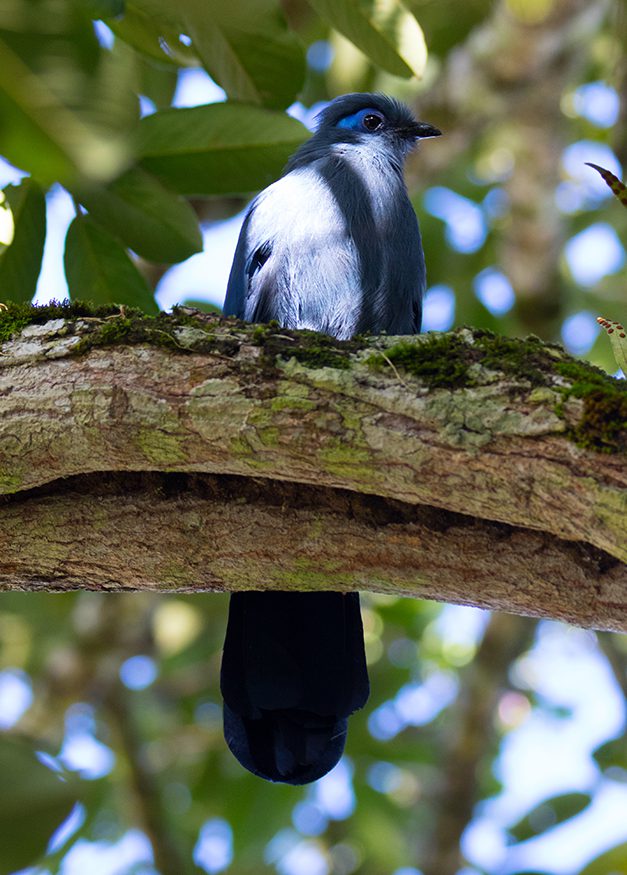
223, 205, 266, 321
223, 196, 291, 325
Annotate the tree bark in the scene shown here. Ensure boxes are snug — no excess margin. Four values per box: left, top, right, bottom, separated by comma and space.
0, 310, 625, 630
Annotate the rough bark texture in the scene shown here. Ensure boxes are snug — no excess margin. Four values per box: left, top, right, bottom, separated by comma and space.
0, 309, 625, 630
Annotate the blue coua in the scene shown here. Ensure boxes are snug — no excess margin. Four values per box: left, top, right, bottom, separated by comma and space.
220, 93, 440, 784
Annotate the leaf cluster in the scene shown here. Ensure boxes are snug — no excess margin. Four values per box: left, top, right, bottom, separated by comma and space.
0, 0, 428, 310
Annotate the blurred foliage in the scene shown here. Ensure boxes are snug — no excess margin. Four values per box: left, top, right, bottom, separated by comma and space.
0, 0, 626, 873
0, 594, 625, 874
506, 792, 592, 843
0, 0, 623, 369
0, 179, 46, 302
0, 736, 79, 874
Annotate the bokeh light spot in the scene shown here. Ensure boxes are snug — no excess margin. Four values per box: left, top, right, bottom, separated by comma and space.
307, 41, 334, 72
314, 758, 355, 820
474, 268, 515, 315
119, 655, 158, 690
292, 801, 328, 836
564, 223, 625, 286
0, 669, 33, 728
572, 82, 619, 128
194, 818, 233, 874
561, 311, 601, 355
423, 284, 455, 331
424, 187, 487, 253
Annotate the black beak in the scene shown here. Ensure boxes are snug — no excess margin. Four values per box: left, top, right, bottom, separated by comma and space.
410, 121, 442, 139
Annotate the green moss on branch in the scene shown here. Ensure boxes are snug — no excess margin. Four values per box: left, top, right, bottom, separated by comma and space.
367, 329, 626, 454
2, 301, 624, 454
251, 321, 359, 371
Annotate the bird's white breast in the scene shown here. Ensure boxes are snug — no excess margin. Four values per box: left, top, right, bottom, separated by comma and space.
253, 167, 346, 239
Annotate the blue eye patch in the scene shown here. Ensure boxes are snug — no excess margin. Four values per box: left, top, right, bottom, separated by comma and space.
336, 108, 385, 132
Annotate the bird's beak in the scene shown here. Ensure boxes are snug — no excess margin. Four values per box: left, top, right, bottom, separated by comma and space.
410, 122, 442, 139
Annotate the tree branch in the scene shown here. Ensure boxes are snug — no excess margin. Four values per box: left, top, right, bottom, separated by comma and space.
421, 614, 535, 875
0, 472, 624, 631
0, 308, 625, 628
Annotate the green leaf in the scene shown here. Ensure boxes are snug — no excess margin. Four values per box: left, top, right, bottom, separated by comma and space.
128, 0, 306, 108
0, 40, 82, 185
64, 215, 158, 312
84, 37, 140, 136
0, 1, 131, 184
306, 0, 427, 78
138, 102, 309, 195
579, 842, 627, 875
108, 5, 199, 67
87, 0, 125, 16
0, 179, 46, 303
592, 734, 627, 776
180, 0, 306, 109
0, 736, 78, 875
507, 792, 591, 843
597, 317, 627, 375
72, 167, 202, 263
138, 57, 180, 110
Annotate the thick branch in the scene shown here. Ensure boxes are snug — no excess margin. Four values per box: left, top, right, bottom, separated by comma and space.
1, 472, 624, 631
0, 309, 625, 628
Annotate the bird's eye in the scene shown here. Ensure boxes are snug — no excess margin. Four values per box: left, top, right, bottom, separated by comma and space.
362, 113, 383, 132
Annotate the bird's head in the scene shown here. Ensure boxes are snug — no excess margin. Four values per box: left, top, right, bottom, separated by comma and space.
314, 92, 441, 158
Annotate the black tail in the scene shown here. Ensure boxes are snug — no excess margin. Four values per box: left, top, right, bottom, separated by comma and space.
220, 591, 369, 784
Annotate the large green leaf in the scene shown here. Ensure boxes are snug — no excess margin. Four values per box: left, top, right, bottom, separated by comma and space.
179, 0, 306, 109
0, 736, 78, 875
127, 0, 306, 108
0, 40, 86, 185
0, 179, 46, 303
138, 57, 180, 110
138, 102, 309, 195
64, 215, 158, 312
72, 167, 202, 264
307, 0, 427, 78
0, 0, 132, 184
507, 792, 591, 843
84, 38, 140, 136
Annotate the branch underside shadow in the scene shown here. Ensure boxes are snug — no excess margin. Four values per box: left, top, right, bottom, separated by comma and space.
1, 472, 624, 631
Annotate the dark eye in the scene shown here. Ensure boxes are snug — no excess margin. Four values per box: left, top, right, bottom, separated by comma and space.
363, 113, 383, 132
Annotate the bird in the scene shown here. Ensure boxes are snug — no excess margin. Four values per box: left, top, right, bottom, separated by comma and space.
220, 92, 441, 784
